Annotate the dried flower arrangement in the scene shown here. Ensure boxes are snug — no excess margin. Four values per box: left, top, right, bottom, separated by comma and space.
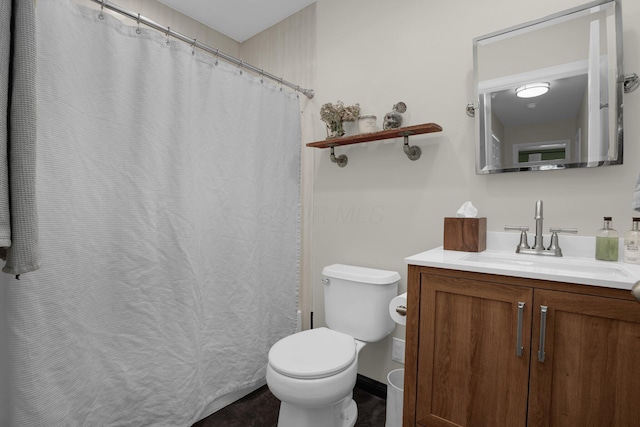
320, 101, 360, 138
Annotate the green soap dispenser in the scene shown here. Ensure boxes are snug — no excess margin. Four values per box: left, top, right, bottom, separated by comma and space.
595, 216, 619, 261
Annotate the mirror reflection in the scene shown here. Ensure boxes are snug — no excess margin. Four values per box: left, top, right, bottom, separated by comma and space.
473, 0, 623, 174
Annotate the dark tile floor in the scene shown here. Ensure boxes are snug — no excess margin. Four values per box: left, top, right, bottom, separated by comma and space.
192, 384, 386, 427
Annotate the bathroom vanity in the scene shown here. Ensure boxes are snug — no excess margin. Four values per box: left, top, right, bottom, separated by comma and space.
403, 234, 640, 427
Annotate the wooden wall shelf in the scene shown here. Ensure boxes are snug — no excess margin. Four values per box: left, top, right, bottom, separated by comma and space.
306, 123, 442, 148
306, 122, 443, 167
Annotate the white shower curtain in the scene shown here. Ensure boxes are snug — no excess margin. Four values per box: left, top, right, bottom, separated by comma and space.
4, 1, 301, 425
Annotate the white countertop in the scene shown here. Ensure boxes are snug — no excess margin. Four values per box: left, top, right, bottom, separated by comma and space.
405, 232, 640, 291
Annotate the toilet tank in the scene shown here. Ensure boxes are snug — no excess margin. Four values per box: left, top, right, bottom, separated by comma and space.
322, 264, 400, 342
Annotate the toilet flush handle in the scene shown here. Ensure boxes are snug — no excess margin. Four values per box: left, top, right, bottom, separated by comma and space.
322, 278, 330, 285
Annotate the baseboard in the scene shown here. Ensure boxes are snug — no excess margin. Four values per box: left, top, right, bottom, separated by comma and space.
355, 374, 387, 400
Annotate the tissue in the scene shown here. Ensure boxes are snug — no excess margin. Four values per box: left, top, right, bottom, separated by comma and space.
389, 293, 408, 326
456, 201, 478, 218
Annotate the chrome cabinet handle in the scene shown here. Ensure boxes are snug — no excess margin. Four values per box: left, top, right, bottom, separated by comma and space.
516, 302, 525, 357
538, 305, 548, 362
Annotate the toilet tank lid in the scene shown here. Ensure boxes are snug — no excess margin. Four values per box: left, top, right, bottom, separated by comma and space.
322, 264, 401, 285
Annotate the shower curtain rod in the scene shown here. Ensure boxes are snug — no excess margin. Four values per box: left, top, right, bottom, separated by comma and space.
88, 0, 315, 99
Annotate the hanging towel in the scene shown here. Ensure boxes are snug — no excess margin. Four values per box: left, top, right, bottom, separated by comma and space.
0, 1, 12, 248
633, 172, 640, 212
0, 0, 39, 275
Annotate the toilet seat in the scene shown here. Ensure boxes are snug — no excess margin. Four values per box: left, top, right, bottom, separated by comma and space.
268, 327, 356, 379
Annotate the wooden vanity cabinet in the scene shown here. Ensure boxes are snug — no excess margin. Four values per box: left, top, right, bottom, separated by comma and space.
527, 289, 640, 426
403, 265, 640, 427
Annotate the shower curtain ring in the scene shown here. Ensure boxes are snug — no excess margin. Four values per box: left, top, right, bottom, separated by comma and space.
239, 60, 244, 75
99, 0, 105, 20
191, 38, 197, 55
166, 27, 171, 45
214, 49, 219, 65
279, 77, 284, 91
259, 70, 264, 83
136, 13, 141, 34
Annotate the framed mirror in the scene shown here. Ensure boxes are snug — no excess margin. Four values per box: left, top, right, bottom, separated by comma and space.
473, 0, 623, 174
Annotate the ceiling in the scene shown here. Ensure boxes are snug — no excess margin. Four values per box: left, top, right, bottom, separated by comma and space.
157, 0, 316, 43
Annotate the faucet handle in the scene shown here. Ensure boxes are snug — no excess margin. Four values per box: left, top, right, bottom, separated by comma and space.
505, 226, 530, 232
549, 227, 578, 234
547, 228, 578, 255
504, 226, 531, 250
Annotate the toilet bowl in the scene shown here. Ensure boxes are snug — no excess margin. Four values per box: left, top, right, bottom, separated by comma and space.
267, 328, 363, 427
266, 264, 400, 427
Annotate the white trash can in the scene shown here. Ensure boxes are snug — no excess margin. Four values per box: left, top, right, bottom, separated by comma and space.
385, 368, 404, 427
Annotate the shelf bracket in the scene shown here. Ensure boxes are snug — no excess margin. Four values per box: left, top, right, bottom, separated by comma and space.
402, 134, 422, 161
330, 146, 348, 168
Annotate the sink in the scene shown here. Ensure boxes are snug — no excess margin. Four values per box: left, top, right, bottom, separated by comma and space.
405, 232, 640, 290
405, 234, 640, 290
461, 251, 632, 281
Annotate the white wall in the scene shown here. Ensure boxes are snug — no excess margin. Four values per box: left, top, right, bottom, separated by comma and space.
311, 0, 640, 384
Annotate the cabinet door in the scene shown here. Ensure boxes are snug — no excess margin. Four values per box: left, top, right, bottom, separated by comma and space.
528, 289, 640, 427
416, 273, 533, 427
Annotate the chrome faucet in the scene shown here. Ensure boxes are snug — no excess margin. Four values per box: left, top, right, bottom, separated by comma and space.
532, 199, 545, 251
505, 200, 577, 257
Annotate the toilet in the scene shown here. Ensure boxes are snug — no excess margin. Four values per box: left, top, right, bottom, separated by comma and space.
266, 264, 400, 427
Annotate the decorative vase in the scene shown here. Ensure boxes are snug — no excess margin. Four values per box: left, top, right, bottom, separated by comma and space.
326, 121, 345, 139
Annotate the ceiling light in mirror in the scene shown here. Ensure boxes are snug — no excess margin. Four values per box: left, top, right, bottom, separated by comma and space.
515, 82, 550, 98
